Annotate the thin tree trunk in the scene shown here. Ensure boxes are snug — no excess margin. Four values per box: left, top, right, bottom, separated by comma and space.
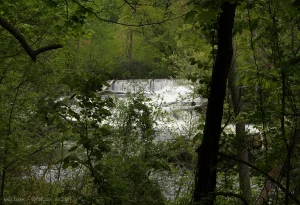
193, 2, 236, 205
237, 140, 251, 202
0, 155, 7, 205
128, 29, 133, 62
128, 4, 136, 77
228, 42, 251, 203
128, 25, 136, 78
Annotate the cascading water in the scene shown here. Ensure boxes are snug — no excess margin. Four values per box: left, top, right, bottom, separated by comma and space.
108, 79, 184, 93
107, 79, 200, 200
32, 79, 202, 184
31, 79, 260, 201
107, 79, 204, 141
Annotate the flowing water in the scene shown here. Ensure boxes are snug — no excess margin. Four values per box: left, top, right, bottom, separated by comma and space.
32, 79, 259, 200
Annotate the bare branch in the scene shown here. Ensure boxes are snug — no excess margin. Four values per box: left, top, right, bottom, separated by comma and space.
214, 192, 248, 205
34, 44, 63, 56
5, 141, 58, 173
219, 152, 300, 204
0, 16, 63, 62
124, 0, 136, 11
71, 0, 185, 27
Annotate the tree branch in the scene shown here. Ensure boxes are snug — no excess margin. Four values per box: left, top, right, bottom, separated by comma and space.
71, 0, 185, 27
219, 152, 300, 204
0, 16, 63, 62
214, 192, 248, 205
5, 141, 58, 173
124, 0, 136, 11
34, 44, 63, 56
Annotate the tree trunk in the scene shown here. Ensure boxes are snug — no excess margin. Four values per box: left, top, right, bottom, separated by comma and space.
237, 141, 251, 202
228, 42, 251, 203
193, 2, 236, 205
0, 155, 7, 205
128, 29, 133, 62
128, 4, 136, 75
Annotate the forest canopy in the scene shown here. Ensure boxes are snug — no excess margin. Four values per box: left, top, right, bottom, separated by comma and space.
1, 0, 300, 204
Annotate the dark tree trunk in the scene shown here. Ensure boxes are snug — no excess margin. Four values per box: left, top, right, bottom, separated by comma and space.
193, 2, 236, 205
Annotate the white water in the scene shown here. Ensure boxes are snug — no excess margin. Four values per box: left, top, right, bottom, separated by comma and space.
107, 79, 204, 141
107, 79, 188, 93
32, 79, 260, 200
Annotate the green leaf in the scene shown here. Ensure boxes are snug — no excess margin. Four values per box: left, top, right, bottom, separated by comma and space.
84, 140, 95, 149
45, 0, 59, 7
62, 162, 70, 169
189, 75, 198, 82
91, 150, 103, 160
193, 133, 203, 142
68, 109, 80, 120
91, 122, 99, 128
197, 10, 217, 22
99, 126, 111, 136
62, 157, 70, 169
184, 10, 197, 22
69, 94, 76, 99
77, 138, 89, 145
97, 143, 110, 152
57, 122, 67, 130
71, 162, 79, 168
251, 18, 259, 30
47, 116, 54, 126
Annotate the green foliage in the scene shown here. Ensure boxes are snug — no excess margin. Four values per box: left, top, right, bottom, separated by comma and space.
124, 93, 154, 139
4, 0, 300, 204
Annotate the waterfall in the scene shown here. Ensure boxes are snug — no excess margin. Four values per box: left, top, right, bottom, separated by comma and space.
107, 79, 188, 93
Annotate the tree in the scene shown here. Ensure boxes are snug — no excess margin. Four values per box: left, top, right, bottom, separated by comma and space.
228, 42, 251, 203
193, 2, 237, 204
5, 0, 300, 204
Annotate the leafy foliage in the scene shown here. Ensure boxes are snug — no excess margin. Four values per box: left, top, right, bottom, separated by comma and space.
2, 0, 300, 204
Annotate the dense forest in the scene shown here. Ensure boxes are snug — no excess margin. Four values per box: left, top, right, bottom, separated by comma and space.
1, 0, 300, 204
